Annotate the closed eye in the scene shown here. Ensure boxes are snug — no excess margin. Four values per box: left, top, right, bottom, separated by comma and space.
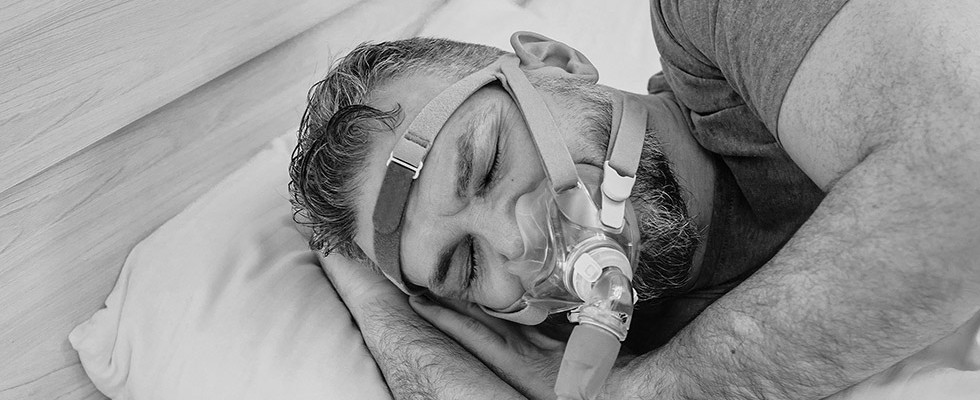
466, 234, 480, 289
477, 129, 504, 197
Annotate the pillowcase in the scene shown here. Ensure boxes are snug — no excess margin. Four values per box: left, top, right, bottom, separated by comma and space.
826, 312, 980, 400
70, 134, 391, 399
418, 0, 664, 94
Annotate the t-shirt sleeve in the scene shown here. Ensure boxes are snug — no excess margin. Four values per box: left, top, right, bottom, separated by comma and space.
650, 0, 850, 140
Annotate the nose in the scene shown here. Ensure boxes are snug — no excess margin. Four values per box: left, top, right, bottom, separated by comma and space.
471, 201, 525, 261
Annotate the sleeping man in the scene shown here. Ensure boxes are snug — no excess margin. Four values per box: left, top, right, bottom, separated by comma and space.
288, 0, 980, 398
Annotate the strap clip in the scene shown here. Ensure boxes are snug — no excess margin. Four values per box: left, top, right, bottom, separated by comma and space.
600, 161, 636, 228
386, 153, 422, 179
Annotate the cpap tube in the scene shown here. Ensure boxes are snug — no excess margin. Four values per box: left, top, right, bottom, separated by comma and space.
555, 266, 634, 400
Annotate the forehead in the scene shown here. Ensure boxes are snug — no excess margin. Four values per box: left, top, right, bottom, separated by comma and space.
352, 73, 474, 263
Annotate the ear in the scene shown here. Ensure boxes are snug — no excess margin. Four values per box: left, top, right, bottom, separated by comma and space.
510, 31, 599, 83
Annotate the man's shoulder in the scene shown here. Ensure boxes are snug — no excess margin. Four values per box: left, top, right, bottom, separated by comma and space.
651, 0, 850, 138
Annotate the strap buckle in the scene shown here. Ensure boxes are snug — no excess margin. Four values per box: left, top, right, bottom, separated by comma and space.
386, 153, 423, 179
600, 161, 636, 229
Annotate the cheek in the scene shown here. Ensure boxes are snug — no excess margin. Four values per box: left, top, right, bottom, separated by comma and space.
398, 193, 459, 288
397, 220, 437, 288
502, 126, 548, 191
474, 264, 527, 310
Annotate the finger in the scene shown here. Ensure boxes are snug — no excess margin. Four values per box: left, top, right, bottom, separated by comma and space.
436, 298, 522, 339
319, 252, 372, 279
412, 298, 562, 400
318, 254, 352, 299
319, 253, 386, 288
439, 299, 565, 351
410, 296, 509, 355
318, 251, 353, 283
520, 325, 567, 351
318, 254, 363, 298
319, 252, 409, 312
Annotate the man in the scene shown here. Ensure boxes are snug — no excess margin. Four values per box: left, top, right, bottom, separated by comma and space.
289, 0, 980, 398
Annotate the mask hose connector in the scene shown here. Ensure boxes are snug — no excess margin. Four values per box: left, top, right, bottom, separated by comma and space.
555, 267, 634, 400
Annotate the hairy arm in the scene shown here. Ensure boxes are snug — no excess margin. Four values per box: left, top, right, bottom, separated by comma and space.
608, 0, 980, 398
355, 302, 525, 399
320, 254, 525, 400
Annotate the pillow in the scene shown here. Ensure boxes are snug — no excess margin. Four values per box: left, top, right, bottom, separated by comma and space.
69, 134, 391, 399
418, 0, 663, 94
826, 311, 980, 400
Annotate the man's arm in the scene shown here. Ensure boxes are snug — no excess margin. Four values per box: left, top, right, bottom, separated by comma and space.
319, 253, 525, 400
608, 0, 980, 398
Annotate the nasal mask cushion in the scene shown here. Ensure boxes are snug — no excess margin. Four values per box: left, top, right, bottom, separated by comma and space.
370, 53, 647, 326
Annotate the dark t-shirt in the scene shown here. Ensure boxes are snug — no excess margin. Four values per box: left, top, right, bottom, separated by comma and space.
625, 0, 849, 353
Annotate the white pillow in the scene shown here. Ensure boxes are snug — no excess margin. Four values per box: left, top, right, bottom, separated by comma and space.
418, 0, 663, 94
69, 134, 391, 400
826, 312, 980, 400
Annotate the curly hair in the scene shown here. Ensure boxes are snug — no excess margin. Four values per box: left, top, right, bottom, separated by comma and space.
288, 38, 506, 259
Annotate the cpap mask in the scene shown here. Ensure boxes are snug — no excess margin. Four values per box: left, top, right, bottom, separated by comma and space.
371, 33, 647, 400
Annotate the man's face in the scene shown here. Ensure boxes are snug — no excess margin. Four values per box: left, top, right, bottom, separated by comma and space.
353, 71, 610, 310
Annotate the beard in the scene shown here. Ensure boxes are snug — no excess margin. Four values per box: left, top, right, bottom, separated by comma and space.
529, 74, 703, 303
628, 134, 703, 301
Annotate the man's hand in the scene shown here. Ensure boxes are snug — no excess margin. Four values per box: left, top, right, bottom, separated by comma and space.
319, 250, 409, 315
319, 253, 526, 400
411, 296, 565, 400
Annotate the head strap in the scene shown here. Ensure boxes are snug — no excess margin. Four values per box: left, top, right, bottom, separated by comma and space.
372, 54, 591, 296
497, 62, 580, 193
600, 94, 648, 228
372, 56, 516, 295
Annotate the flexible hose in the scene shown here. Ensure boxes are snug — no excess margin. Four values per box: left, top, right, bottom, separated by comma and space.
554, 267, 634, 400
554, 324, 621, 400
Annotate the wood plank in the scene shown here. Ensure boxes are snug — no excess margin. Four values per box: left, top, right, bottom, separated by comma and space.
0, 0, 444, 398
0, 0, 361, 196
0, 361, 103, 400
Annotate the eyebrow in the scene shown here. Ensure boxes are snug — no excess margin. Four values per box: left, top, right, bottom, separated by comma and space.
454, 108, 495, 199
